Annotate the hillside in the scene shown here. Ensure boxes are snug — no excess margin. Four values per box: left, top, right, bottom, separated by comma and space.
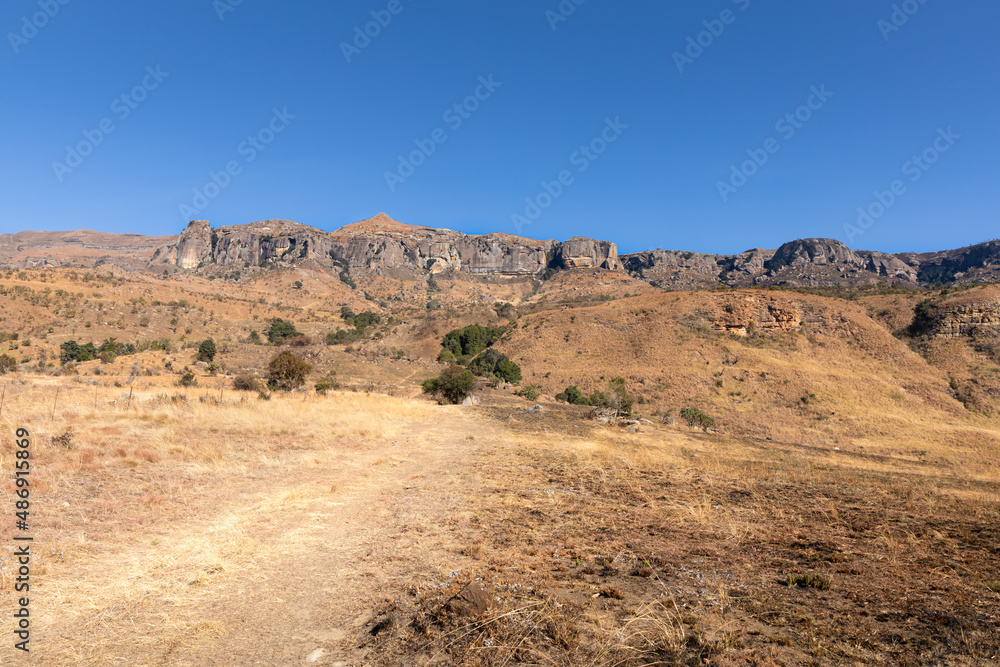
1, 264, 998, 665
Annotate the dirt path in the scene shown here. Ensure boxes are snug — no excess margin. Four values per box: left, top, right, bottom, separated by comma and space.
30, 410, 489, 666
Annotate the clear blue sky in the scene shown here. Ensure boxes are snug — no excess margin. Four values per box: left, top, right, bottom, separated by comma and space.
2, 0, 997, 255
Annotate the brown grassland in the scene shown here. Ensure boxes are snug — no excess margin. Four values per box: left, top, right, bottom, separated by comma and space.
0, 266, 998, 665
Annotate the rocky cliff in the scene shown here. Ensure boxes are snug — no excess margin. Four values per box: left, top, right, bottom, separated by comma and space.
153, 213, 622, 277
916, 287, 1000, 338
622, 238, 918, 288
3, 215, 998, 292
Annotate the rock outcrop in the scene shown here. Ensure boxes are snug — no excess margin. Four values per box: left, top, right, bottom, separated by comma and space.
154, 214, 622, 277
154, 220, 213, 269
3, 215, 999, 291
712, 294, 801, 335
553, 237, 622, 271
621, 238, 918, 288
920, 287, 1000, 338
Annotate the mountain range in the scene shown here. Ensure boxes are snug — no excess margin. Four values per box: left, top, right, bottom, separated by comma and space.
1, 213, 997, 289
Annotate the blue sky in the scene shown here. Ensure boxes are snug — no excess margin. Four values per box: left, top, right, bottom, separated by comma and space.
1, 0, 997, 255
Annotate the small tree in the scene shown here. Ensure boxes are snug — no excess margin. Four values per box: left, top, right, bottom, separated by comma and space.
267, 318, 300, 344
267, 351, 312, 391
60, 340, 81, 364
0, 354, 16, 374
197, 338, 217, 362
422, 365, 476, 405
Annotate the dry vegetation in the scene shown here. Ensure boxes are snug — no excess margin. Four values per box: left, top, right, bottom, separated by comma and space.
0, 267, 998, 665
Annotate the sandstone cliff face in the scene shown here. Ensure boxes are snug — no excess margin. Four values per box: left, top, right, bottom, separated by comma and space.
210, 220, 334, 267
623, 247, 774, 288
902, 240, 1000, 285
554, 237, 622, 271
621, 238, 918, 288
158, 220, 213, 269
925, 289, 1000, 338
935, 302, 1000, 337
155, 214, 621, 277
712, 294, 800, 335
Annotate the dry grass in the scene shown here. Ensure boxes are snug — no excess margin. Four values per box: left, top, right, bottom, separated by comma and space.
0, 379, 444, 663
364, 405, 1000, 665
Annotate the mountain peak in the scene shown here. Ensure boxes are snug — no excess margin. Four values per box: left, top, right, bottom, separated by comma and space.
334, 213, 430, 235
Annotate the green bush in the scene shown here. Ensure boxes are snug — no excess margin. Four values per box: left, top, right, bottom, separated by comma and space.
327, 310, 381, 345
326, 329, 362, 345
590, 378, 634, 417
267, 351, 312, 391
267, 318, 300, 344
440, 324, 504, 360
438, 349, 456, 364
467, 348, 521, 384
0, 354, 16, 374
197, 338, 217, 362
908, 299, 942, 337
348, 311, 381, 331
178, 372, 197, 387
556, 385, 593, 406
680, 407, 714, 430
60, 339, 134, 364
516, 384, 540, 401
422, 365, 476, 405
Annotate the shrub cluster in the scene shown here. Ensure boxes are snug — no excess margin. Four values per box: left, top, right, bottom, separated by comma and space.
467, 348, 521, 384
61, 338, 137, 364
0, 354, 16, 374
680, 407, 715, 430
232, 373, 263, 392
326, 308, 382, 345
556, 379, 634, 417
267, 318, 301, 344
439, 324, 504, 364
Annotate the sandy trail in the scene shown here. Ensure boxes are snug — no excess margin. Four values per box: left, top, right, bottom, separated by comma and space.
25, 410, 487, 666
